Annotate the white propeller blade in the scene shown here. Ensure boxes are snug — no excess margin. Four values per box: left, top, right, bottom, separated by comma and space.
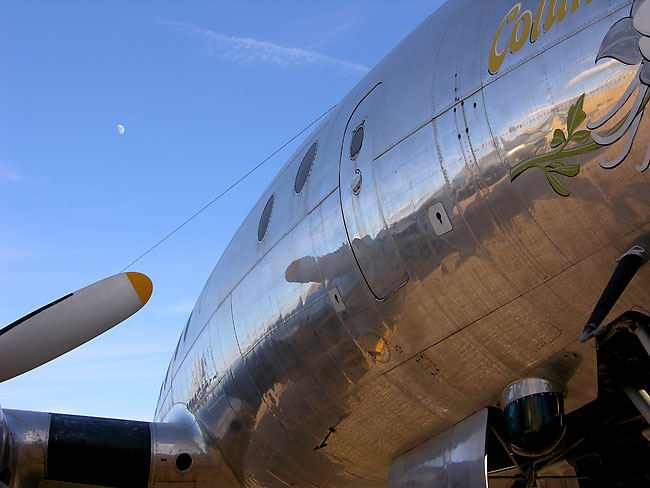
0, 272, 153, 382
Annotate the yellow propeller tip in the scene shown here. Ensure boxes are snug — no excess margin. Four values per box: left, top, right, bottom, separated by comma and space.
126, 272, 153, 306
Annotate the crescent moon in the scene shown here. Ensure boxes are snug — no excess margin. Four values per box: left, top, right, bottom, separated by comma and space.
117, 124, 125, 135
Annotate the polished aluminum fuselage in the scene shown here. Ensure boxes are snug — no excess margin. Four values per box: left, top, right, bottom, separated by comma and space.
155, 1, 650, 486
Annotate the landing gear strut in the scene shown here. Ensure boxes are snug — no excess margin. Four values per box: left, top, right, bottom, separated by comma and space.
581, 245, 649, 342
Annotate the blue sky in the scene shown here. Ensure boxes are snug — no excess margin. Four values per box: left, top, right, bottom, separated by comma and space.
0, 1, 444, 421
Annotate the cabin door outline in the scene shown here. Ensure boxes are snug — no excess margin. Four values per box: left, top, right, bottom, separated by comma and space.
338, 83, 409, 300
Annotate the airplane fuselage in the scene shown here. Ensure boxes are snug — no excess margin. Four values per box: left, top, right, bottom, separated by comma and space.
155, 0, 650, 485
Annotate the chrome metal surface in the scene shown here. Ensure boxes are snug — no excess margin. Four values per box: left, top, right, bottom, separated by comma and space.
151, 1, 650, 486
502, 378, 564, 407
150, 405, 237, 487
4, 410, 49, 488
387, 409, 488, 488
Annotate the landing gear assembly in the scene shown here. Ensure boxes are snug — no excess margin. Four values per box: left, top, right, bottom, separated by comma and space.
487, 245, 650, 487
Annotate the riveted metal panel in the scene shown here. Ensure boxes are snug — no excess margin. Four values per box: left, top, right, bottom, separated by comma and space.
370, 122, 469, 357
372, 4, 454, 158
175, 327, 219, 414
457, 91, 569, 295
434, 106, 518, 313
232, 208, 327, 356
432, 1, 490, 117
208, 296, 240, 381
192, 113, 341, 346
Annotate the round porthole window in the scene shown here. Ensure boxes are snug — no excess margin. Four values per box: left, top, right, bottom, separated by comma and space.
258, 194, 274, 242
350, 122, 364, 160
295, 141, 318, 193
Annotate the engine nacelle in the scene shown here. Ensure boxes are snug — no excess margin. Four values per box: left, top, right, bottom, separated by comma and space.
502, 378, 566, 457
1, 407, 238, 488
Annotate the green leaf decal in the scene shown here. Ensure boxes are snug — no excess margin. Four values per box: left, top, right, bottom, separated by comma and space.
571, 129, 591, 143
544, 171, 571, 197
550, 129, 567, 148
509, 83, 646, 197
546, 161, 580, 177
567, 93, 586, 136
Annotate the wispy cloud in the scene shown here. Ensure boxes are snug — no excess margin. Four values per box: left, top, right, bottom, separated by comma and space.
0, 161, 21, 182
156, 18, 370, 74
291, 2, 372, 50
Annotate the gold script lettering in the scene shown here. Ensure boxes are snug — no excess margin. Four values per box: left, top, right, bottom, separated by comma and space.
544, 0, 570, 32
489, 3, 521, 74
511, 9, 534, 52
490, 0, 593, 75
571, 0, 592, 13
531, 0, 547, 42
